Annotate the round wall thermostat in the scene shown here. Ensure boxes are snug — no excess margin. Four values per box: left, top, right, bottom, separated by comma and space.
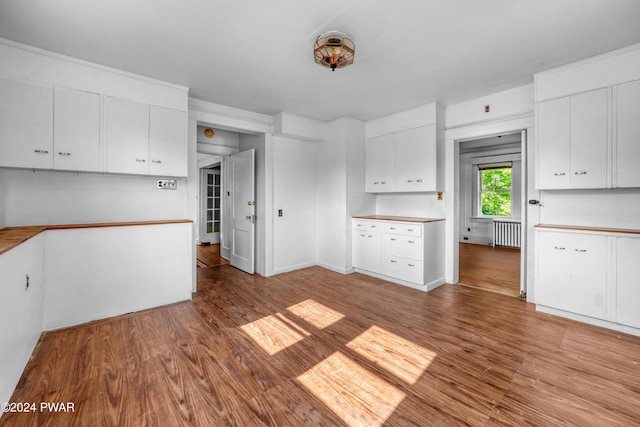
204, 128, 215, 138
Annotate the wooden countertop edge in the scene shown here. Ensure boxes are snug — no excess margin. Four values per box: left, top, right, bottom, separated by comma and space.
535, 224, 640, 235
0, 220, 193, 256
352, 215, 445, 223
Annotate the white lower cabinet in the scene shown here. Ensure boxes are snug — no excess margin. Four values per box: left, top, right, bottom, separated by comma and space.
0, 234, 44, 406
616, 237, 640, 328
536, 228, 640, 333
352, 218, 444, 289
352, 227, 383, 274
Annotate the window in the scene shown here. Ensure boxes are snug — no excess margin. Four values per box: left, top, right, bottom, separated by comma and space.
479, 163, 512, 217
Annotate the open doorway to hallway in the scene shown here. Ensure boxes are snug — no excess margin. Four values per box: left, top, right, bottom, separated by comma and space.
457, 133, 522, 297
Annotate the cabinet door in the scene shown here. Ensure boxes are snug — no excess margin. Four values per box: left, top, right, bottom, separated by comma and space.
616, 237, 640, 328
105, 97, 149, 175
537, 97, 570, 189
0, 235, 44, 405
395, 125, 436, 192
570, 89, 607, 189
569, 234, 607, 319
365, 134, 395, 192
384, 255, 423, 285
616, 80, 640, 188
149, 106, 187, 177
352, 230, 382, 274
53, 87, 100, 172
536, 231, 572, 311
0, 76, 53, 169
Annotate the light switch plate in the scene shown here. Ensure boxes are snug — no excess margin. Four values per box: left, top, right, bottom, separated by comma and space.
157, 179, 177, 190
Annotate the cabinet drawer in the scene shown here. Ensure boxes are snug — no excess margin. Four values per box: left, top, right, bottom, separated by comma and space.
384, 223, 422, 237
353, 220, 382, 231
384, 255, 423, 285
385, 235, 422, 260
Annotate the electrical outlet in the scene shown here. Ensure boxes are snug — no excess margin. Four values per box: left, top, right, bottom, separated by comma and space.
157, 179, 177, 190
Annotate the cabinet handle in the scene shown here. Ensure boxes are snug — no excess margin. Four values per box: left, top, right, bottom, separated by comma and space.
390, 238, 397, 241
390, 260, 397, 263
152, 160, 162, 164
554, 246, 566, 250
371, 225, 377, 228
135, 159, 146, 163
389, 227, 396, 230
408, 240, 415, 243
374, 181, 379, 185
575, 249, 587, 252
357, 224, 363, 227
360, 234, 366, 237
407, 179, 413, 183
416, 179, 423, 183
57, 152, 71, 156
367, 235, 374, 238
553, 172, 566, 176
408, 264, 415, 267
574, 171, 588, 175
381, 181, 387, 184
34, 149, 49, 154
407, 229, 414, 232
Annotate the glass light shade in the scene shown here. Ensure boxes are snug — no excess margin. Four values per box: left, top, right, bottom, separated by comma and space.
314, 31, 355, 71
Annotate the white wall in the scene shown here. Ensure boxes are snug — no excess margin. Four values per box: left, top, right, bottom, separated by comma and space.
315, 117, 373, 273
316, 119, 349, 272
539, 189, 640, 229
0, 169, 6, 228
376, 193, 445, 218
3, 170, 187, 226
272, 136, 316, 274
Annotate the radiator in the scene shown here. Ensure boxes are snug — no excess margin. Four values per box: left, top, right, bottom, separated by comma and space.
492, 219, 521, 248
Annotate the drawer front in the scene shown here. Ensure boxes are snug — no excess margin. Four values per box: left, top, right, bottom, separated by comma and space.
384, 255, 423, 285
385, 235, 423, 260
353, 219, 382, 231
384, 223, 422, 237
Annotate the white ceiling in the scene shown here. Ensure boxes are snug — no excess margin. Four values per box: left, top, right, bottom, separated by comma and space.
1, 0, 640, 122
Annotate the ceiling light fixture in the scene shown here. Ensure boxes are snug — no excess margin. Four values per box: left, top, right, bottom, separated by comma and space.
314, 31, 355, 72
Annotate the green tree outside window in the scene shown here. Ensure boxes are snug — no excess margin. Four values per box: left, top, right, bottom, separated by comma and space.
480, 168, 511, 216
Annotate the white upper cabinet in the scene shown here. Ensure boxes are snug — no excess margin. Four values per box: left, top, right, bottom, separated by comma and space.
570, 89, 607, 189
395, 125, 437, 192
53, 87, 100, 172
616, 79, 640, 188
105, 97, 151, 175
106, 97, 187, 177
366, 124, 441, 193
0, 76, 53, 169
149, 106, 187, 177
365, 133, 396, 192
536, 89, 607, 190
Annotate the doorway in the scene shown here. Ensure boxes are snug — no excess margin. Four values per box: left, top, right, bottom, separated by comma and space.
457, 132, 524, 297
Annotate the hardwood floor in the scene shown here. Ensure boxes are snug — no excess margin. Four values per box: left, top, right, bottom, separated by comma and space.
3, 265, 640, 426
459, 242, 521, 296
196, 243, 229, 268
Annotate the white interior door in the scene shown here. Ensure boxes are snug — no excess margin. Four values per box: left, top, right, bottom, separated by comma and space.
229, 149, 255, 274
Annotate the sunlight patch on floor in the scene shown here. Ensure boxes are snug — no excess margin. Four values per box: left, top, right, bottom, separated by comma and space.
287, 299, 345, 329
240, 313, 310, 355
297, 351, 406, 427
346, 325, 436, 385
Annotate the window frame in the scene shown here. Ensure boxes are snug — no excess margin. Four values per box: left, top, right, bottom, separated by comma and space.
475, 162, 513, 219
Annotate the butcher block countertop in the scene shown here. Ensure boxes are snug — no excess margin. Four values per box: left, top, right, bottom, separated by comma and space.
353, 215, 445, 223
535, 224, 640, 235
0, 220, 192, 256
